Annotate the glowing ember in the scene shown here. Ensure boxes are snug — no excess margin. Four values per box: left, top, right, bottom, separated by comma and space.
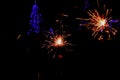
55, 36, 64, 46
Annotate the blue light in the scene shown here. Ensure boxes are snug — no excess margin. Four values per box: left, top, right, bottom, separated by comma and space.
48, 28, 54, 37
49, 28, 54, 33
27, 0, 42, 35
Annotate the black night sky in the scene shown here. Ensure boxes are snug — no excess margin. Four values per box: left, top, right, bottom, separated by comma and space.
7, 0, 120, 80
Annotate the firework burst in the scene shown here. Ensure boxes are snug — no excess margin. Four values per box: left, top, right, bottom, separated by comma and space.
42, 31, 71, 53
77, 0, 117, 40
41, 26, 72, 58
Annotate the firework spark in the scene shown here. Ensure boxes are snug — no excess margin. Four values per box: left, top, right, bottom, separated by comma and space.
41, 28, 72, 55
54, 36, 64, 46
77, 0, 117, 40
17, 34, 21, 40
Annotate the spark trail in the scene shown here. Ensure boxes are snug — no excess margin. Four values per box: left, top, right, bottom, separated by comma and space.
41, 21, 72, 58
76, 0, 118, 40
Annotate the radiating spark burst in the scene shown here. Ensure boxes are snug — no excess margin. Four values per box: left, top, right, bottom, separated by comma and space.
77, 0, 117, 40
41, 29, 72, 54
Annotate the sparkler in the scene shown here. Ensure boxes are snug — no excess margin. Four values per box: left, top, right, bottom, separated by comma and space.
42, 29, 71, 52
41, 25, 72, 58
76, 0, 118, 40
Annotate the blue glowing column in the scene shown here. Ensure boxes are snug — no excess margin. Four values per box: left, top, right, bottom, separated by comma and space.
27, 0, 42, 35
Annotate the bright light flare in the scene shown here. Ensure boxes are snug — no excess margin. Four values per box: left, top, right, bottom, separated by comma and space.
87, 9, 110, 32
99, 19, 106, 26
89, 9, 117, 40
41, 20, 73, 59
97, 19, 107, 28
77, 1, 117, 40
54, 36, 64, 47
41, 29, 72, 53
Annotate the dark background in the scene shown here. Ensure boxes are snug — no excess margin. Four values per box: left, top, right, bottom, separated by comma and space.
6, 0, 120, 80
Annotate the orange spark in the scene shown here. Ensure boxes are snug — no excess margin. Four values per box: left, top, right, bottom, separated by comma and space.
77, 0, 117, 40
54, 36, 64, 47
41, 30, 72, 53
